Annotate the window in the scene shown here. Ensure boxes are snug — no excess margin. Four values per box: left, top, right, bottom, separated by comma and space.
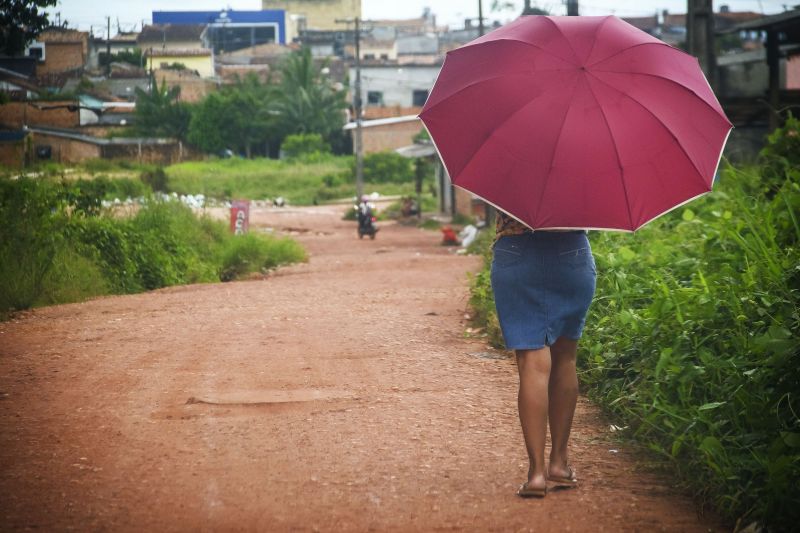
412, 89, 429, 107
380, 54, 389, 60
363, 53, 376, 60
367, 91, 384, 106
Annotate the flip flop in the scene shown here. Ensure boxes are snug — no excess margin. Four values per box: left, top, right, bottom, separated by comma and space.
548, 466, 578, 487
517, 482, 547, 498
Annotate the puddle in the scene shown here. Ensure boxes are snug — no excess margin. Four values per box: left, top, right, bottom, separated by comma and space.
467, 351, 510, 360
152, 389, 357, 420
186, 388, 354, 406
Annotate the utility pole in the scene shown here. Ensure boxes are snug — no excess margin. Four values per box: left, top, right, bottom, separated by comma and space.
566, 0, 579, 16
686, 0, 716, 88
478, 0, 484, 36
336, 17, 364, 199
106, 16, 111, 77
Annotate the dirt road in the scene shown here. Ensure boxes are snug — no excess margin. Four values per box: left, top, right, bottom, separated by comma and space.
0, 204, 722, 532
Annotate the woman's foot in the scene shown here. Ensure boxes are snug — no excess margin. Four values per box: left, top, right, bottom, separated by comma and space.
547, 464, 578, 487
518, 473, 547, 498
517, 481, 547, 498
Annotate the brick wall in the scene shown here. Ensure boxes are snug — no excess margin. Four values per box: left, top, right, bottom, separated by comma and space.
32, 133, 101, 164
363, 106, 422, 120
453, 186, 487, 220
0, 101, 80, 129
154, 70, 218, 103
360, 119, 423, 153
0, 140, 27, 169
37, 42, 85, 77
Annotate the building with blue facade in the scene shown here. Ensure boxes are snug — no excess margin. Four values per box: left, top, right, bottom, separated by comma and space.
152, 10, 287, 52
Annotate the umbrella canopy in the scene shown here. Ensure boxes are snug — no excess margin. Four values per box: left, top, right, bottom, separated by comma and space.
419, 16, 733, 231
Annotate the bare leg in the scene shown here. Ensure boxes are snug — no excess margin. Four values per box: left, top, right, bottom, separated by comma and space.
548, 337, 579, 481
516, 347, 551, 491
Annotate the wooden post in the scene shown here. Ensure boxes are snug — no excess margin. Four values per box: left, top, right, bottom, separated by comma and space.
686, 0, 717, 88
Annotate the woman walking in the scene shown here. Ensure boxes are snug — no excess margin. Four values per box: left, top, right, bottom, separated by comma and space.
490, 212, 597, 498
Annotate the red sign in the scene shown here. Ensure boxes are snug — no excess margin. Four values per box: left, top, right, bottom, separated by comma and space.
230, 200, 250, 234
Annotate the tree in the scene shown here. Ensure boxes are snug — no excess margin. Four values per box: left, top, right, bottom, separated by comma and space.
133, 77, 192, 140
0, 0, 57, 56
272, 47, 347, 146
520, 1, 549, 16
187, 73, 275, 157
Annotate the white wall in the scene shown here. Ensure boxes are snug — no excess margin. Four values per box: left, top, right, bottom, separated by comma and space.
353, 64, 441, 107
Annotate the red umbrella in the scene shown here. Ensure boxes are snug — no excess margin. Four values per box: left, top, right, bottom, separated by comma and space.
419, 16, 733, 231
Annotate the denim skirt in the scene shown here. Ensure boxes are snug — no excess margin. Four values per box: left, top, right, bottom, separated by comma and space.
490, 231, 596, 350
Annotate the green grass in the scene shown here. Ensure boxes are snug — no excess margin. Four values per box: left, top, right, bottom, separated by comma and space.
467, 162, 799, 530
165, 156, 352, 204
0, 176, 307, 317
165, 156, 434, 205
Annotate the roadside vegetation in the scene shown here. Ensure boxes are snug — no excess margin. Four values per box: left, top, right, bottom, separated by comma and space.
0, 175, 306, 318
468, 116, 800, 530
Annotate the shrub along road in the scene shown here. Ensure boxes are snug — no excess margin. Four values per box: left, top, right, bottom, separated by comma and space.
0, 204, 723, 531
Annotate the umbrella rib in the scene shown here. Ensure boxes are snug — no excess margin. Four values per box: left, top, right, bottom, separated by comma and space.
590, 69, 730, 123
587, 72, 713, 192
584, 77, 635, 229
532, 78, 581, 225
586, 41, 682, 69
458, 37, 578, 67
542, 16, 581, 65
584, 16, 614, 66
448, 80, 575, 185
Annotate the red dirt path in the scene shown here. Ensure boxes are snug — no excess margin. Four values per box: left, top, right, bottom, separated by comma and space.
0, 204, 723, 532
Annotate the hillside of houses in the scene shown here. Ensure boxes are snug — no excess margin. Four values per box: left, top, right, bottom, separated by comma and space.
1, 1, 799, 168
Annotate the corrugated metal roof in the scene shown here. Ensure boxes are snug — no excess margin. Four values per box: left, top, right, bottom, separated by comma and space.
343, 115, 420, 130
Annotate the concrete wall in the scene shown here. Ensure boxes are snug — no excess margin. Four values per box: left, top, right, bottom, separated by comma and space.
359, 120, 422, 154
0, 101, 80, 129
101, 142, 186, 165
263, 0, 360, 31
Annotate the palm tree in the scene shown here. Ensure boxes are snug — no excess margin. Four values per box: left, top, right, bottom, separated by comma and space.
273, 47, 347, 143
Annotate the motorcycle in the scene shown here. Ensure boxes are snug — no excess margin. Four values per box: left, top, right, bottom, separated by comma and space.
356, 200, 378, 240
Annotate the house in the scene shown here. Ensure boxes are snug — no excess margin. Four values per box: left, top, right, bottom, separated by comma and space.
262, 0, 360, 32
145, 49, 215, 79
360, 37, 397, 61
297, 29, 355, 58
137, 24, 206, 53
29, 28, 90, 86
152, 10, 289, 51
88, 31, 140, 70
355, 62, 441, 109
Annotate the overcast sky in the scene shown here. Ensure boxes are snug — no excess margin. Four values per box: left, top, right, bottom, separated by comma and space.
48, 0, 788, 36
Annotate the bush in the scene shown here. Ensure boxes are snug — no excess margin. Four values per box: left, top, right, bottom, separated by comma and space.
467, 154, 799, 529
0, 177, 307, 315
759, 112, 800, 193
281, 133, 331, 160
0, 176, 67, 313
219, 233, 306, 281
140, 167, 168, 192
357, 151, 414, 184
